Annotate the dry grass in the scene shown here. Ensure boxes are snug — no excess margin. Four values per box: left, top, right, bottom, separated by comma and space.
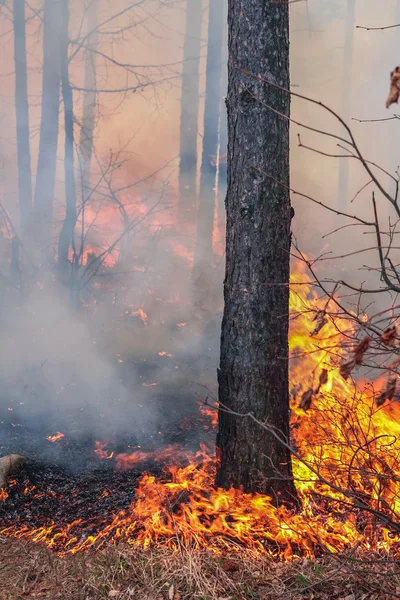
0, 538, 399, 600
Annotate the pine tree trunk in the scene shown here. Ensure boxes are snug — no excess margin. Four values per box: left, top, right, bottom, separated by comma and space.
192, 0, 224, 288
33, 0, 62, 241
337, 0, 355, 211
216, 0, 298, 505
58, 0, 77, 271
217, 4, 228, 229
79, 0, 98, 194
178, 0, 202, 222
13, 0, 32, 233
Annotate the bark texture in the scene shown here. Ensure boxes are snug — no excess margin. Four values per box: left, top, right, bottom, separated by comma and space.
193, 0, 224, 282
33, 0, 62, 241
216, 0, 297, 504
13, 0, 32, 232
58, 0, 77, 271
178, 0, 203, 221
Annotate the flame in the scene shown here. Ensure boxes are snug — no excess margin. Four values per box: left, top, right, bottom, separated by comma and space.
3, 262, 400, 557
94, 442, 114, 460
0, 489, 8, 501
46, 432, 65, 443
128, 306, 148, 326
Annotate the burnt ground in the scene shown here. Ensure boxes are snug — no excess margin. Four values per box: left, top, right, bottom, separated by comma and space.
0, 319, 219, 548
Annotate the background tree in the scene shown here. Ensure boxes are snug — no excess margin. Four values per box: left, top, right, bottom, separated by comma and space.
178, 0, 203, 222
337, 0, 355, 210
32, 0, 62, 249
79, 0, 98, 195
216, 0, 297, 503
58, 0, 77, 272
13, 0, 32, 232
192, 0, 224, 292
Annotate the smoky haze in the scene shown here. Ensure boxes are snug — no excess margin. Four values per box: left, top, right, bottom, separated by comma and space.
0, 0, 397, 467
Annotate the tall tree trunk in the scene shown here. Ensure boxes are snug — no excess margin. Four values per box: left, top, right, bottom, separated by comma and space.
13, 0, 32, 233
217, 3, 228, 229
79, 0, 98, 195
33, 0, 62, 241
192, 0, 224, 292
337, 0, 355, 211
216, 0, 298, 504
58, 0, 77, 271
178, 0, 202, 222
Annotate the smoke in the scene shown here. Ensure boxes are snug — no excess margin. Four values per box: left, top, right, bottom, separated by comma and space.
0, 0, 398, 467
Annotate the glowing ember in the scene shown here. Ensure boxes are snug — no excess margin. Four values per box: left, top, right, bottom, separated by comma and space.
129, 306, 148, 326
94, 442, 114, 460
0, 489, 8, 501
46, 433, 65, 443
158, 351, 175, 357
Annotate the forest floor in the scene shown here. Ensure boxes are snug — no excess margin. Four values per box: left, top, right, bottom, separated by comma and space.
0, 538, 396, 600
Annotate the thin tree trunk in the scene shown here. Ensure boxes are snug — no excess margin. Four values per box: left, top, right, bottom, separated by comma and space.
337, 0, 355, 211
216, 0, 298, 504
79, 0, 98, 194
13, 0, 32, 233
58, 0, 77, 271
33, 0, 62, 239
178, 0, 202, 222
192, 0, 224, 290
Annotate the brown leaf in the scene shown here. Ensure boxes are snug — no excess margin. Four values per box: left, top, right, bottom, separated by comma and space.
379, 325, 398, 348
299, 388, 314, 411
386, 66, 400, 108
376, 374, 397, 406
339, 356, 356, 380
310, 310, 328, 337
315, 369, 328, 394
354, 336, 372, 365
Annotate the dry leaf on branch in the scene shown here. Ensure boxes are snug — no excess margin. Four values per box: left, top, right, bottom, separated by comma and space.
386, 66, 400, 108
299, 388, 314, 411
310, 310, 328, 337
379, 325, 398, 348
354, 336, 372, 365
315, 369, 328, 394
339, 356, 356, 380
376, 374, 397, 407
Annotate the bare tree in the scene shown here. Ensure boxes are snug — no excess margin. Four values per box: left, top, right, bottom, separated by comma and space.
337, 0, 356, 210
178, 0, 203, 222
13, 0, 32, 233
58, 0, 77, 271
216, 0, 297, 503
32, 0, 62, 246
192, 0, 224, 291
79, 0, 98, 192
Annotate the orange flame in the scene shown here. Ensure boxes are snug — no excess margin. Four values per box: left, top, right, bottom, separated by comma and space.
3, 263, 400, 557
46, 432, 65, 443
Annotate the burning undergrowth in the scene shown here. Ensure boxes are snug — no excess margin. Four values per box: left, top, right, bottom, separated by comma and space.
2, 264, 400, 559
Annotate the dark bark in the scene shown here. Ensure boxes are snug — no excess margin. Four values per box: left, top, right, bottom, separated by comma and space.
216, 0, 298, 504
58, 0, 77, 271
217, 4, 228, 229
33, 0, 62, 239
178, 0, 202, 221
192, 0, 224, 284
13, 0, 32, 233
337, 0, 355, 211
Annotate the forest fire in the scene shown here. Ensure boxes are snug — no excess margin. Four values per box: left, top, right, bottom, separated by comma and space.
1, 265, 400, 559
